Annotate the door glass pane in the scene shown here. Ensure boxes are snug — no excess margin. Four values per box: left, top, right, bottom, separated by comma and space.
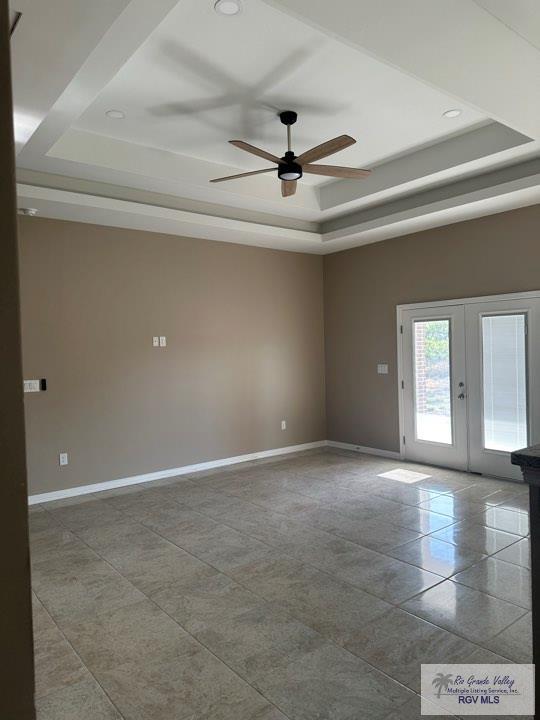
482, 314, 527, 452
414, 319, 452, 444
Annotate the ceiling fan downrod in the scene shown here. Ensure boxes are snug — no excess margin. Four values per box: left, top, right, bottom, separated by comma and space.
279, 110, 298, 152
278, 111, 302, 180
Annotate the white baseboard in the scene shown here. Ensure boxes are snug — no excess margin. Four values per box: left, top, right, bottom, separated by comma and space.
327, 440, 401, 460
28, 440, 328, 505
29, 439, 401, 506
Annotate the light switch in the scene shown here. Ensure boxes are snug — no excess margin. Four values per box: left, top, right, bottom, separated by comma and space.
152, 336, 159, 347
281, 420, 287, 430
24, 379, 41, 393
377, 363, 389, 375
159, 336, 167, 347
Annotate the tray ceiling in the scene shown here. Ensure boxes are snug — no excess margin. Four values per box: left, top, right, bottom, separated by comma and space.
10, 0, 540, 251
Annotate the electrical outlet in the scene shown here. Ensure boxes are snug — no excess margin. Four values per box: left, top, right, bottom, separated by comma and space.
281, 420, 287, 431
152, 336, 159, 347
159, 336, 167, 347
59, 452, 69, 466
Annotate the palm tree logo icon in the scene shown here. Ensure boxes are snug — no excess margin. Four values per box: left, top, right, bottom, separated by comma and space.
432, 673, 453, 698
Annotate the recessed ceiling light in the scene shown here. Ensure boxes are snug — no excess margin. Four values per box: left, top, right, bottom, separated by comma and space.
214, 0, 242, 16
443, 109, 462, 119
106, 109, 125, 119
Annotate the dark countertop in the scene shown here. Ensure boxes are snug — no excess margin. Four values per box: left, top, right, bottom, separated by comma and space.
511, 444, 540, 469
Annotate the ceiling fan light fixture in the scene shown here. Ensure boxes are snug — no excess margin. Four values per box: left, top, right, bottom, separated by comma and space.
278, 162, 302, 181
214, 0, 242, 16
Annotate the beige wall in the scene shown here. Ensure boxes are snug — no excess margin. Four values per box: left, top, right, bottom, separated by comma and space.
19, 217, 326, 495
324, 204, 540, 453
19, 203, 540, 494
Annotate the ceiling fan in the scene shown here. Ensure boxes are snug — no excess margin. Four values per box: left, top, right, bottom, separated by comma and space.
210, 111, 371, 197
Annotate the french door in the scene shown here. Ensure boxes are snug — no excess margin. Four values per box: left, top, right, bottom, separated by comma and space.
400, 293, 540, 480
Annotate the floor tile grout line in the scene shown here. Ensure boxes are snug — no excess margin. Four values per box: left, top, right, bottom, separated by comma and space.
58, 492, 525, 673
134, 489, 452, 609
35, 457, 531, 694
147, 493, 528, 566
396, 549, 533, 617
31, 592, 127, 719
40, 499, 424, 706
490, 542, 530, 570
195, 469, 452, 513
406, 550, 529, 592
45, 466, 530, 624
138, 479, 532, 613
448, 555, 532, 608
39, 506, 297, 720
185, 450, 456, 494
31, 551, 524, 714
146, 475, 465, 557
421, 527, 527, 556
34, 506, 155, 717
76, 522, 421, 711
133, 489, 534, 652
37, 483, 529, 630
272, 466, 526, 504
153, 460, 530, 548
124, 507, 523, 703
487, 604, 532, 643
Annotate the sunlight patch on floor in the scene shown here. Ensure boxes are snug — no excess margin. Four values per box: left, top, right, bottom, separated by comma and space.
377, 468, 431, 483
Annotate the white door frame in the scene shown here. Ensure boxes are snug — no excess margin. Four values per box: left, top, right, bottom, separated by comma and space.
397, 290, 540, 464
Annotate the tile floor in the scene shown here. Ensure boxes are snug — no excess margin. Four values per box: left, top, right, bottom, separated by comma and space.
29, 450, 533, 720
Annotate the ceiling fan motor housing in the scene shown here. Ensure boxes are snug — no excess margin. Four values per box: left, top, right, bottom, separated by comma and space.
279, 110, 298, 126
278, 150, 303, 180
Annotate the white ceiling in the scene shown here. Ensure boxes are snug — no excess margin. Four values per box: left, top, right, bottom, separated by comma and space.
10, 0, 540, 252
73, 0, 484, 182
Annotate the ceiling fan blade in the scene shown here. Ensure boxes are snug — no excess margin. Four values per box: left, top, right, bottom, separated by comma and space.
210, 168, 276, 183
229, 140, 281, 164
303, 164, 371, 179
281, 179, 297, 197
296, 135, 356, 165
